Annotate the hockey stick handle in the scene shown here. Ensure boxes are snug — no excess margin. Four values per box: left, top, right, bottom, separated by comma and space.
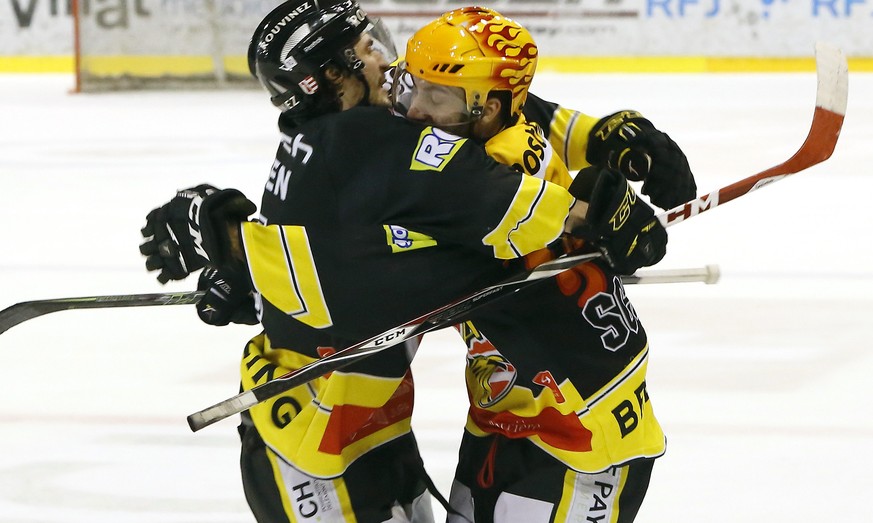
621, 265, 720, 285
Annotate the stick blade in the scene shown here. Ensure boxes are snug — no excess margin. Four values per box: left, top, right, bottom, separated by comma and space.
0, 301, 65, 335
814, 41, 849, 116
0, 291, 204, 336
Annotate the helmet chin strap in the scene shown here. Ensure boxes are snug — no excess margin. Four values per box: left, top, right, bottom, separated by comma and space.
438, 111, 484, 140
444, 120, 478, 140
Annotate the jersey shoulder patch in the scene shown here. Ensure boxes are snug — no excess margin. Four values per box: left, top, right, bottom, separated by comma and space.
409, 126, 467, 172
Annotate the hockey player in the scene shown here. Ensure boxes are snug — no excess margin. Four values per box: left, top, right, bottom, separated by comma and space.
139, 2, 689, 521
389, 8, 674, 522
145, 3, 442, 521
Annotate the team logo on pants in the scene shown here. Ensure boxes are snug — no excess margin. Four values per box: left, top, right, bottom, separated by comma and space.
468, 354, 517, 408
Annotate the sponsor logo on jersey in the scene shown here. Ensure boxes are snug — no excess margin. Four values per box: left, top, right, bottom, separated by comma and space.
410, 127, 466, 172
384, 225, 437, 253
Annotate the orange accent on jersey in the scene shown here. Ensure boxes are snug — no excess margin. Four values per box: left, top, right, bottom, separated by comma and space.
316, 347, 337, 358
522, 246, 554, 270
533, 370, 566, 403
318, 373, 415, 455
470, 406, 593, 452
575, 263, 608, 307
316, 346, 337, 377
555, 260, 609, 308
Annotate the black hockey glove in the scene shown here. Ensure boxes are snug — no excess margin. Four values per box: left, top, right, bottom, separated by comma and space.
586, 110, 696, 210
139, 185, 256, 284
569, 166, 667, 275
196, 266, 258, 326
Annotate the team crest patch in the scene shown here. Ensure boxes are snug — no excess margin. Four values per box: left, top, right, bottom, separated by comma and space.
468, 354, 517, 408
410, 127, 466, 172
384, 225, 437, 253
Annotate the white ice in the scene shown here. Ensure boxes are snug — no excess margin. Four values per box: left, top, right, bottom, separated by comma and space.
0, 70, 871, 522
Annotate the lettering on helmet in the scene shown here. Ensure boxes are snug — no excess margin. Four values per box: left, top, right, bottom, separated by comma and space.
264, 1, 313, 44
346, 9, 365, 27
303, 36, 325, 52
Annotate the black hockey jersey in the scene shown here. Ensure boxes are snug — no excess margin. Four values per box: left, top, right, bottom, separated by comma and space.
455, 108, 665, 473
238, 106, 577, 477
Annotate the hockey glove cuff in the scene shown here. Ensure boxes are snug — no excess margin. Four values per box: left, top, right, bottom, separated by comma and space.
568, 166, 667, 275
586, 110, 697, 210
197, 188, 257, 270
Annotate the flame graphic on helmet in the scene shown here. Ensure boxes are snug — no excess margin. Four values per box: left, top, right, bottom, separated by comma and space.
470, 16, 538, 98
404, 7, 538, 119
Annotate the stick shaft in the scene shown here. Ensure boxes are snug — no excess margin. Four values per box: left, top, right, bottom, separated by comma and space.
621, 265, 720, 285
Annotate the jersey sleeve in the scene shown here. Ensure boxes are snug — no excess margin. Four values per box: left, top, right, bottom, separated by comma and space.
523, 92, 602, 172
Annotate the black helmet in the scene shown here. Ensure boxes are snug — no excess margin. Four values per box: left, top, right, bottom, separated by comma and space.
248, 0, 396, 120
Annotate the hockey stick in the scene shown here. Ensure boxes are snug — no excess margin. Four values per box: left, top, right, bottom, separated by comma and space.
0, 268, 718, 336
187, 250, 601, 431
659, 41, 847, 227
186, 42, 847, 432
0, 291, 204, 336
186, 259, 721, 432
185, 259, 720, 431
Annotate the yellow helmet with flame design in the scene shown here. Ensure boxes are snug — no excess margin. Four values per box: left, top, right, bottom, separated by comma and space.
403, 6, 538, 121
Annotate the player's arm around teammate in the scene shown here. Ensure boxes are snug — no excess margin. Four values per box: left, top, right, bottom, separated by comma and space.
389, 8, 683, 523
